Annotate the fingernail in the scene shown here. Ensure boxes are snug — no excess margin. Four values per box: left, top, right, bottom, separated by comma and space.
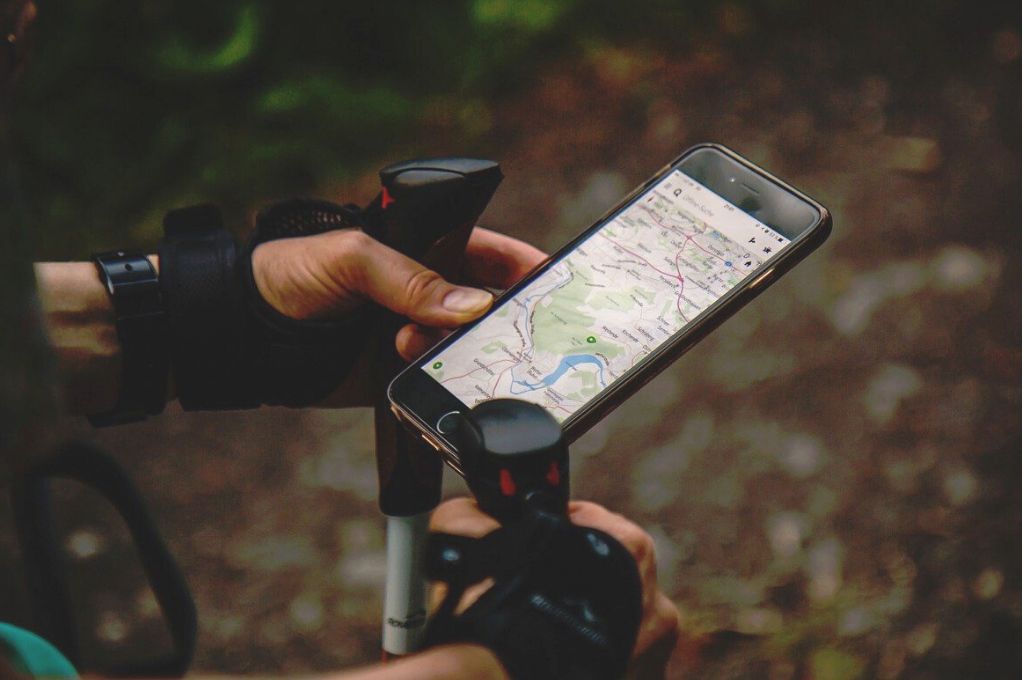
443, 287, 492, 313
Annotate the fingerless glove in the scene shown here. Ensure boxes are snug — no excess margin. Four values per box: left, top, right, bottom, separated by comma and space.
424, 511, 643, 680
159, 199, 367, 410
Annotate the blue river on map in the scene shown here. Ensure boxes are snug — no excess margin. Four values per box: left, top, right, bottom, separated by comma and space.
510, 354, 607, 394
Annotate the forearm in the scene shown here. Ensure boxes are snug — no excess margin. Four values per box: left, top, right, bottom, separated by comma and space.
33, 257, 168, 415
327, 645, 508, 680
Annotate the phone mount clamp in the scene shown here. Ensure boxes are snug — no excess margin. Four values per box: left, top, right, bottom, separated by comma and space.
453, 398, 570, 523
360, 158, 503, 656
422, 399, 643, 680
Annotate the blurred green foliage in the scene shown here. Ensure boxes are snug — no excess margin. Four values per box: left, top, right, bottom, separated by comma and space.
10, 0, 1016, 257
10, 0, 706, 256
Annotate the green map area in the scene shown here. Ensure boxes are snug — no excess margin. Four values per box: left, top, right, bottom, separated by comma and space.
425, 171, 780, 421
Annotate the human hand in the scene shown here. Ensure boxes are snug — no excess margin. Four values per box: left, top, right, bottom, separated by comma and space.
430, 497, 682, 676
251, 226, 546, 406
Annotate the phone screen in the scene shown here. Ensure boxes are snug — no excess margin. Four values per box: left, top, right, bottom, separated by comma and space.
419, 169, 791, 422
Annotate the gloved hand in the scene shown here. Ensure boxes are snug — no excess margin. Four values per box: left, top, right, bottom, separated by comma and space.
159, 198, 546, 410
427, 498, 681, 680
250, 210, 546, 407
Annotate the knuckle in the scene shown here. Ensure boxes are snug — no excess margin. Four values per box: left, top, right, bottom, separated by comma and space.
339, 228, 371, 249
403, 268, 444, 308
621, 525, 655, 565
568, 500, 611, 526
640, 532, 656, 558
438, 496, 475, 514
571, 500, 603, 514
436, 496, 471, 512
654, 594, 682, 639
330, 230, 372, 286
332, 228, 370, 259
429, 497, 500, 538
430, 497, 475, 530
617, 522, 645, 550
657, 594, 682, 628
568, 500, 599, 517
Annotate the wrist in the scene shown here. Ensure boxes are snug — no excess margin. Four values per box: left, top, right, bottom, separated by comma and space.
35, 260, 122, 414
425, 644, 509, 680
35, 256, 176, 418
87, 251, 170, 425
342, 644, 508, 680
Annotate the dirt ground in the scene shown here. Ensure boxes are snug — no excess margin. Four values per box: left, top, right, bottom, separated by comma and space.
1, 7, 1020, 680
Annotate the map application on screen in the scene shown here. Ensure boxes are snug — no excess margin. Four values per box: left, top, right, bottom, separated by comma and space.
421, 170, 791, 422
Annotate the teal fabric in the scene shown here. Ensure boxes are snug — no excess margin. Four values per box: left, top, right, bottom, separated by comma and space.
0, 623, 78, 679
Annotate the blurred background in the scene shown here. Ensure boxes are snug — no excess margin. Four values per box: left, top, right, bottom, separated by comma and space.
0, 0, 1020, 677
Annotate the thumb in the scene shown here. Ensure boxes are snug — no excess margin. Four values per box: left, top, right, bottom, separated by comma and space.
343, 231, 494, 327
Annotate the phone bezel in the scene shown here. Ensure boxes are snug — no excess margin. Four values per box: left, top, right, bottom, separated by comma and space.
388, 143, 832, 469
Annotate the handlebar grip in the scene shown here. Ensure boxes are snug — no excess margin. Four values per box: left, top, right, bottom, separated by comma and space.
362, 158, 503, 516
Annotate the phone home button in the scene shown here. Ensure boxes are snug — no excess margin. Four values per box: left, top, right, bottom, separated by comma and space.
437, 411, 463, 437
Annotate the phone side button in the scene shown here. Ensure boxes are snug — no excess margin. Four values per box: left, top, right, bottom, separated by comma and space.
751, 268, 774, 289
420, 433, 443, 452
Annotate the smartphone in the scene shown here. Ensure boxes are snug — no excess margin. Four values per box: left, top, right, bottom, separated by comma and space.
388, 144, 831, 472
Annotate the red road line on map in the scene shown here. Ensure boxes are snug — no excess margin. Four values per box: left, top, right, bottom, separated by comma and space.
601, 231, 693, 323
639, 203, 730, 265
514, 268, 574, 362
639, 203, 699, 239
598, 233, 681, 281
490, 364, 517, 397
683, 234, 727, 263
672, 248, 691, 323
675, 281, 689, 322
628, 206, 735, 323
440, 357, 515, 384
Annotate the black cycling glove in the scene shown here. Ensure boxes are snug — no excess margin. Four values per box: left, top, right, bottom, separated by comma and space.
159, 199, 366, 410
423, 510, 643, 680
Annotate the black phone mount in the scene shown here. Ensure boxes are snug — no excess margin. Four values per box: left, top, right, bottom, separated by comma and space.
453, 398, 570, 522
423, 399, 643, 680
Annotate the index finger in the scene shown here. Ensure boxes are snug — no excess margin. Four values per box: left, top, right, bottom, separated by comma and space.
568, 502, 655, 567
464, 228, 548, 289
430, 496, 501, 537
